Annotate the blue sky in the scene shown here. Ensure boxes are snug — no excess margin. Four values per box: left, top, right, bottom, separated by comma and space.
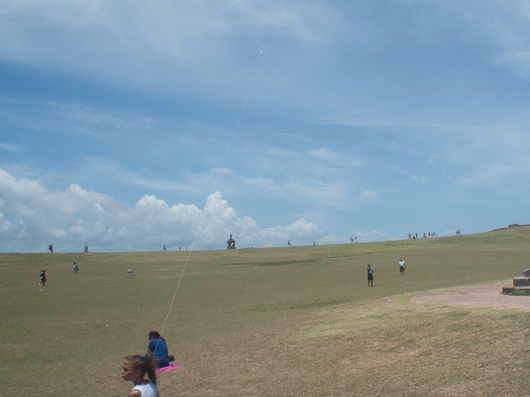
1, 0, 530, 252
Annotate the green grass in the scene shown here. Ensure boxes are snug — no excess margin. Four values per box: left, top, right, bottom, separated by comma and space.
1, 228, 529, 396
502, 289, 530, 296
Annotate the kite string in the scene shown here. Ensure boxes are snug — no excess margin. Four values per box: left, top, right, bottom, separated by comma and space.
158, 51, 265, 337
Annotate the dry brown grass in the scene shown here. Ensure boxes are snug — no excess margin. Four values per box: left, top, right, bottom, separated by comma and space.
164, 297, 529, 396
1, 228, 529, 396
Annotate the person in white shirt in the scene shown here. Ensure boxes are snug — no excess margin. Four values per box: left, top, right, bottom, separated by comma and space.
121, 354, 160, 397
398, 259, 406, 275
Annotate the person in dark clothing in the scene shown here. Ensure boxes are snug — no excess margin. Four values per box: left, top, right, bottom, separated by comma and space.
367, 264, 375, 287
40, 269, 47, 286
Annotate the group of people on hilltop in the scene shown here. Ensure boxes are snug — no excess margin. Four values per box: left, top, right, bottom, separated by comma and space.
366, 258, 407, 287
407, 230, 462, 239
46, 244, 89, 253
408, 232, 438, 239
121, 331, 175, 396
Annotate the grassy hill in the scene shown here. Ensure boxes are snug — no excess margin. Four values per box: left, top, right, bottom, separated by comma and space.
1, 228, 529, 396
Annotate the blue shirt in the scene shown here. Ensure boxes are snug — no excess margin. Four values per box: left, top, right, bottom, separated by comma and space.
148, 338, 168, 360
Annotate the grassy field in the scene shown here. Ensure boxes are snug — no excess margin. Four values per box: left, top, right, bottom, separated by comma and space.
1, 227, 529, 396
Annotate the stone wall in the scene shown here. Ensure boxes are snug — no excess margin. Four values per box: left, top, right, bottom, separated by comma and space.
502, 268, 530, 295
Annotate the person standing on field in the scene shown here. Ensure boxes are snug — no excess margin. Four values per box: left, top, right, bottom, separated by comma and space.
39, 269, 47, 286
367, 264, 375, 287
398, 258, 406, 275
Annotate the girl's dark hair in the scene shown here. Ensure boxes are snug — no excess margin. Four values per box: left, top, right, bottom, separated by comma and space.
148, 330, 165, 342
124, 354, 158, 384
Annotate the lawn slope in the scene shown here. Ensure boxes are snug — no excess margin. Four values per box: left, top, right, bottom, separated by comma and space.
1, 228, 529, 396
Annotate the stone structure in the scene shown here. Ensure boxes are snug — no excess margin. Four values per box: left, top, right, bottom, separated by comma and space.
502, 268, 530, 294
227, 234, 236, 249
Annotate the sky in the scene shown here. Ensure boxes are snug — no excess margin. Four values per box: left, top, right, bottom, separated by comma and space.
1, 0, 530, 253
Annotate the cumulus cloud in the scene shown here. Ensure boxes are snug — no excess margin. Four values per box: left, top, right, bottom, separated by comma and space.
259, 218, 321, 247
351, 229, 395, 243
0, 169, 325, 252
0, 0, 340, 95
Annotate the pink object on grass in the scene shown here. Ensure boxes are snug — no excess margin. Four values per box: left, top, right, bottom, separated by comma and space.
156, 363, 181, 373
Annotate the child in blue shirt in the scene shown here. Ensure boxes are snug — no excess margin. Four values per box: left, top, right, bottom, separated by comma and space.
147, 331, 173, 368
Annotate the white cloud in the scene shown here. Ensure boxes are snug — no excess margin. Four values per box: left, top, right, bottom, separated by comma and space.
360, 189, 380, 202
0, 0, 340, 96
308, 147, 339, 160
458, 162, 515, 187
242, 177, 276, 189
241, 175, 348, 207
287, 180, 347, 204
269, 217, 320, 236
46, 102, 155, 130
4, 2, 525, 249
0, 143, 22, 152
425, 131, 530, 190
0, 168, 328, 252
260, 218, 322, 247
307, 147, 365, 166
352, 229, 394, 243
401, 0, 530, 77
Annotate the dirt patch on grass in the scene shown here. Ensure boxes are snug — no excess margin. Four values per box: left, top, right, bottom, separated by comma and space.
412, 280, 530, 312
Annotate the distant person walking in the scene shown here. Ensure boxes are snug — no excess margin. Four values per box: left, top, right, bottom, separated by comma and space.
48, 244, 53, 253
121, 354, 159, 397
398, 259, 406, 275
73, 262, 79, 273
39, 269, 47, 286
367, 264, 375, 287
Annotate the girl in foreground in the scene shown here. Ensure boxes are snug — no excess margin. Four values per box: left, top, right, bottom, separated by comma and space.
121, 354, 160, 397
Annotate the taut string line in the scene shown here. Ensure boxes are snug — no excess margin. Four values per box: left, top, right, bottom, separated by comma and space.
158, 51, 265, 337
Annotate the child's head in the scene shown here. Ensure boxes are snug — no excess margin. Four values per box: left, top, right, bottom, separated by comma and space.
122, 354, 157, 384
148, 330, 166, 342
